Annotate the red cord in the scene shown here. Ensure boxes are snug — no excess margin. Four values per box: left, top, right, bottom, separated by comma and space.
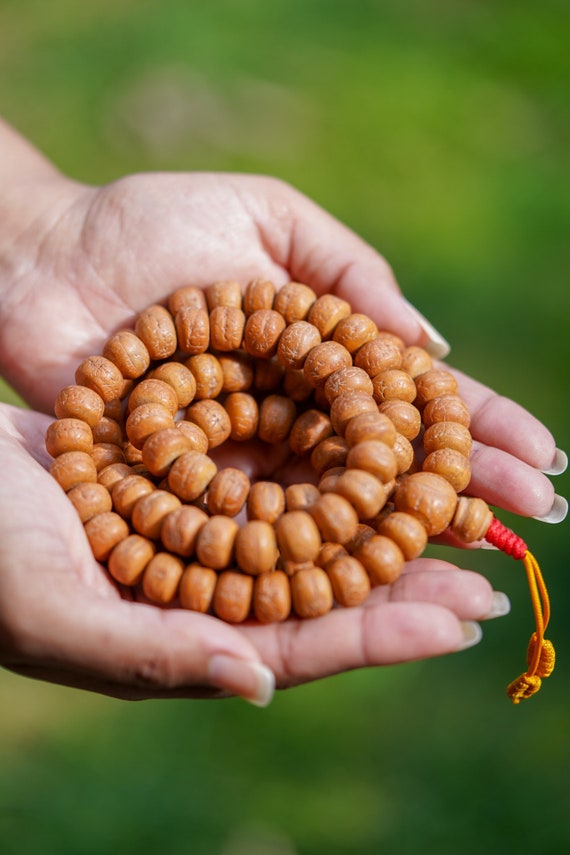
485, 517, 527, 560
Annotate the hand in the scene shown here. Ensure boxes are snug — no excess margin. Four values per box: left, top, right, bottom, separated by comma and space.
0, 167, 564, 703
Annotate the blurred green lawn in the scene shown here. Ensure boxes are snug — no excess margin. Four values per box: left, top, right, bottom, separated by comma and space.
0, 1, 568, 853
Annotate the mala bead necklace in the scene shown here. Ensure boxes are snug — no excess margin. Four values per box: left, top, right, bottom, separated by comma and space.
46, 280, 555, 703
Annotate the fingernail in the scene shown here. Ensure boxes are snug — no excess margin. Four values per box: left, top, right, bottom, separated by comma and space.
208, 654, 275, 708
402, 299, 451, 359
458, 621, 483, 650
481, 591, 511, 620
541, 448, 568, 476
533, 494, 568, 524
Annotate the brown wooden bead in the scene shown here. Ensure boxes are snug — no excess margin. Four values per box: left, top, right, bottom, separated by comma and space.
310, 493, 359, 545
160, 505, 209, 556
54, 385, 105, 426
283, 367, 314, 402
400, 346, 433, 379
175, 420, 210, 453
285, 483, 321, 512
423, 421, 472, 457
303, 341, 352, 388
291, 566, 333, 618
273, 282, 317, 323
209, 306, 246, 352
376, 511, 428, 560
243, 278, 276, 315
276, 510, 321, 563
218, 351, 254, 393
67, 482, 113, 523
394, 471, 458, 536
289, 409, 333, 456
75, 356, 124, 403
168, 285, 207, 314
224, 392, 259, 441
91, 442, 126, 472
346, 440, 398, 483
332, 313, 378, 353
392, 434, 415, 474
247, 481, 286, 523
85, 511, 129, 562
125, 403, 175, 449
151, 362, 197, 408
128, 379, 179, 416
378, 400, 422, 441
330, 392, 378, 437
112, 474, 155, 519
91, 417, 123, 446
235, 520, 278, 575
196, 515, 239, 570
415, 369, 458, 408
185, 353, 224, 400
102, 330, 150, 379
277, 321, 322, 369
131, 490, 182, 540
205, 279, 243, 310
355, 535, 405, 586
331, 468, 388, 521
108, 534, 155, 585
354, 337, 402, 377
423, 448, 471, 493
175, 307, 210, 355
141, 427, 193, 478
372, 369, 417, 404
324, 366, 374, 403
97, 462, 132, 489
243, 309, 286, 359
185, 399, 232, 448
310, 436, 349, 476
257, 394, 297, 443
50, 451, 98, 491
179, 563, 217, 612
168, 451, 217, 501
134, 305, 177, 360
422, 395, 471, 429
206, 468, 251, 517
451, 497, 493, 543
253, 571, 291, 623
326, 556, 371, 607
213, 571, 253, 623
46, 418, 93, 458
142, 552, 185, 604
307, 294, 351, 339
344, 410, 397, 448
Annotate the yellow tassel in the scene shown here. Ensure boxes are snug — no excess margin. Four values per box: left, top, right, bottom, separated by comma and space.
506, 550, 555, 703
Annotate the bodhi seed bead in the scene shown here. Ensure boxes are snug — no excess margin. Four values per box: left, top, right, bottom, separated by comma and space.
179, 563, 217, 613
451, 496, 493, 543
141, 428, 193, 478
291, 566, 334, 618
54, 385, 105, 426
247, 481, 286, 523
186, 353, 224, 400
316, 542, 348, 568
142, 553, 185, 604
243, 309, 286, 358
303, 341, 352, 388
393, 471, 458, 536
123, 441, 144, 465
257, 394, 297, 444
344, 523, 376, 555
50, 451, 98, 491
213, 571, 253, 623
224, 392, 259, 441
325, 556, 371, 607
376, 511, 428, 560
400, 346, 433, 379
97, 462, 132, 489
283, 367, 314, 402
112, 475, 155, 519
160, 505, 209, 556
205, 280, 243, 310
422, 395, 471, 428
277, 321, 322, 370
372, 369, 417, 404
126, 403, 175, 449
289, 409, 333, 456
243, 278, 276, 315
423, 448, 471, 493
235, 520, 278, 575
329, 392, 378, 437
217, 352, 254, 393
392, 434, 416, 474
45, 418, 93, 457
102, 330, 150, 379
67, 482, 113, 523
209, 306, 246, 352
355, 535, 405, 586
273, 282, 317, 323
186, 399, 232, 448
276, 511, 321, 564
253, 570, 291, 623
332, 313, 378, 353
344, 410, 397, 448
75, 356, 124, 403
330, 469, 388, 521
92, 417, 123, 446
128, 378, 179, 416
135, 305, 177, 360
324, 366, 374, 403
167, 285, 207, 314
206, 468, 251, 517
378, 400, 422, 441
151, 362, 197, 408
168, 451, 217, 502
310, 493, 359, 545
346, 440, 398, 483
285, 483, 321, 512
423, 421, 473, 457
318, 466, 346, 494
131, 490, 182, 540
310, 436, 349, 476
307, 294, 351, 339
84, 511, 130, 562
108, 534, 156, 585
175, 421, 210, 453
91, 442, 126, 472
103, 398, 122, 422
414, 369, 458, 408
175, 307, 210, 355
196, 515, 239, 570
354, 337, 402, 377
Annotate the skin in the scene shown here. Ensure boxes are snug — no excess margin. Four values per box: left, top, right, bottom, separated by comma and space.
0, 118, 560, 702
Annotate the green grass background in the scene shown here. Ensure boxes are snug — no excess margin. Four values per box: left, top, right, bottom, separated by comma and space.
0, 1, 568, 852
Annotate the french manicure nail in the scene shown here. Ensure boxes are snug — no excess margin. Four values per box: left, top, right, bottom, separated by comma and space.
481, 591, 511, 620
402, 299, 451, 359
533, 494, 568, 524
541, 448, 568, 476
458, 621, 483, 650
208, 654, 275, 708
